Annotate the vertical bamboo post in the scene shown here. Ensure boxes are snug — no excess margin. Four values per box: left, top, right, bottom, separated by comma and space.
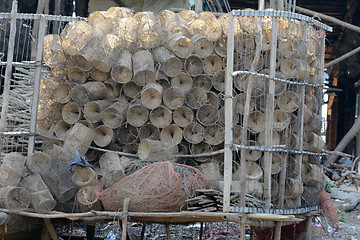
121, 198, 129, 240
264, 13, 278, 210
267, 15, 280, 240
223, 11, 234, 213
43, 218, 59, 240
258, 0, 265, 10
28, 16, 47, 155
166, 224, 170, 240
0, 1, 17, 149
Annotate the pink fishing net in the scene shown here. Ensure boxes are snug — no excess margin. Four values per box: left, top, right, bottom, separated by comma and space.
96, 161, 211, 212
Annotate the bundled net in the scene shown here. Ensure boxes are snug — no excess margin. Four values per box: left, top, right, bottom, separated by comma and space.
96, 161, 211, 212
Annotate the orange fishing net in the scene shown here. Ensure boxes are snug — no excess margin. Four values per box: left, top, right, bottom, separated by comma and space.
96, 161, 211, 212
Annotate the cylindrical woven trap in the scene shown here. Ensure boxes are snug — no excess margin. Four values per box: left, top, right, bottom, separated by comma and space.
116, 123, 138, 144
277, 91, 299, 113
302, 163, 323, 186
163, 86, 185, 110
141, 83, 163, 109
196, 104, 218, 126
203, 55, 223, 76
160, 124, 183, 145
36, 119, 54, 137
183, 122, 205, 144
112, 17, 138, 52
71, 81, 107, 106
21, 174, 56, 213
102, 99, 129, 129
171, 72, 193, 91
233, 125, 243, 145
273, 109, 290, 132
123, 81, 142, 99
152, 47, 183, 77
190, 141, 212, 163
234, 74, 265, 97
94, 125, 114, 147
46, 102, 63, 121
233, 93, 255, 115
43, 34, 66, 68
245, 140, 262, 161
126, 104, 149, 127
123, 143, 139, 154
53, 83, 72, 104
301, 186, 322, 205
214, 36, 227, 57
138, 139, 178, 161
218, 107, 240, 126
192, 35, 214, 58
158, 10, 190, 38
285, 178, 304, 199
99, 152, 125, 188
91, 17, 113, 37
0, 187, 30, 210
246, 162, 263, 181
186, 87, 208, 109
104, 6, 134, 25
211, 70, 225, 92
111, 50, 132, 83
165, 33, 194, 58
85, 148, 100, 162
62, 102, 82, 124
90, 34, 121, 73
258, 130, 280, 146
308, 132, 326, 153
104, 80, 120, 101
61, 21, 93, 56
132, 50, 156, 86
90, 67, 109, 82
71, 165, 97, 187
84, 100, 111, 123
63, 123, 95, 156
204, 124, 225, 146
173, 106, 194, 127
287, 155, 299, 178
76, 185, 102, 212
271, 153, 282, 175
185, 55, 203, 76
149, 106, 173, 128
193, 75, 212, 91
198, 12, 222, 41
139, 123, 160, 140
67, 66, 88, 84
134, 11, 162, 49
54, 120, 72, 139
280, 58, 311, 80
248, 110, 265, 134
26, 151, 52, 175
207, 91, 221, 108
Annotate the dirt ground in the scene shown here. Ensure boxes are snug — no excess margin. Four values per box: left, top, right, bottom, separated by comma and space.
312, 205, 360, 240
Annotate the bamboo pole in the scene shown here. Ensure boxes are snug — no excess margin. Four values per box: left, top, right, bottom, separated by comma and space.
324, 45, 360, 68
28, 15, 47, 155
264, 16, 279, 209
295, 6, 356, 33
43, 219, 59, 240
223, 11, 234, 213
0, 1, 17, 149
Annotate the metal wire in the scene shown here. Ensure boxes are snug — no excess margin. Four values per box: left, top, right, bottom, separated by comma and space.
232, 71, 324, 87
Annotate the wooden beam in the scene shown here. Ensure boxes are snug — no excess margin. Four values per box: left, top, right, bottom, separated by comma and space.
121, 198, 130, 240
325, 45, 360, 68
326, 116, 360, 165
295, 6, 360, 33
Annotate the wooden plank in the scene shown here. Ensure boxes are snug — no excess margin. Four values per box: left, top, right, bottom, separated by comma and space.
43, 218, 59, 240
223, 11, 235, 213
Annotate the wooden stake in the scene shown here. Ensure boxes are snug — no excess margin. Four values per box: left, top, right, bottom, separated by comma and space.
199, 222, 203, 240
140, 224, 146, 240
122, 198, 130, 240
305, 216, 312, 240
166, 224, 170, 240
43, 218, 59, 240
